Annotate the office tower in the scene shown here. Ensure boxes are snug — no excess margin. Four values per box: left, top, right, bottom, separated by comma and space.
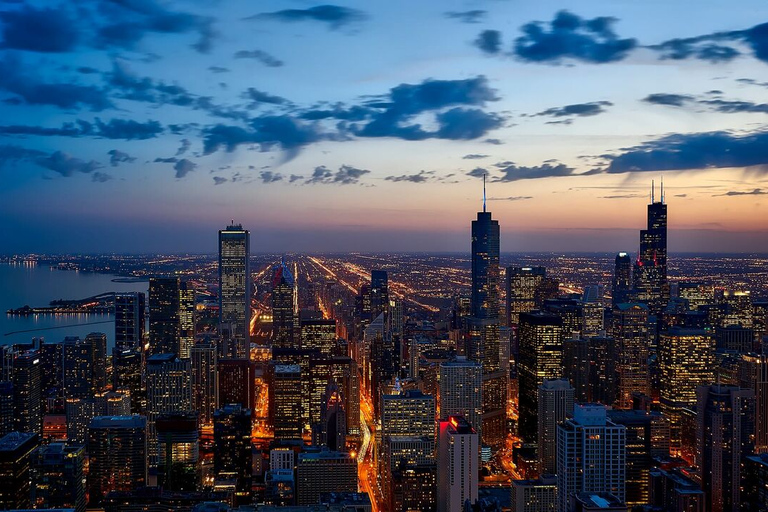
13, 350, 42, 434
544, 298, 585, 338
272, 364, 303, 439
679, 282, 716, 310
0, 432, 39, 510
218, 358, 255, 412
649, 468, 705, 512
115, 292, 146, 350
62, 336, 92, 399
272, 261, 296, 349
740, 353, 768, 453
149, 277, 182, 356
389, 298, 404, 337
265, 468, 295, 506
471, 201, 499, 320
296, 450, 357, 505
587, 335, 618, 406
178, 281, 195, 358
582, 302, 604, 337
557, 404, 626, 512
191, 341, 218, 427
511, 475, 558, 512
65, 398, 97, 444
39, 340, 63, 408
112, 346, 143, 413
633, 183, 669, 314
87, 416, 147, 505
219, 222, 251, 359
517, 311, 564, 442
612, 253, 632, 307
613, 303, 650, 409
659, 327, 715, 454
0, 382, 13, 437
439, 357, 482, 442
437, 416, 479, 512
563, 338, 589, 403
30, 442, 85, 512
696, 384, 755, 512
146, 354, 192, 464
85, 332, 107, 393
391, 461, 437, 512
716, 324, 754, 353
744, 454, 768, 512
608, 410, 669, 507
381, 390, 436, 439
316, 380, 346, 451
370, 320, 397, 417
538, 379, 574, 475
213, 404, 252, 503
156, 412, 199, 491
370, 269, 389, 320
98, 390, 131, 415
506, 266, 546, 327
309, 357, 360, 438
301, 318, 337, 357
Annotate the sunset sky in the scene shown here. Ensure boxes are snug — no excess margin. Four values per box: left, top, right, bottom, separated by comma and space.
2, 0, 768, 253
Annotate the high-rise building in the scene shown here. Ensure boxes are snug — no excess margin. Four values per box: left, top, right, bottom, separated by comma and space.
115, 292, 146, 351
612, 253, 632, 308
13, 350, 42, 434
696, 384, 755, 512
437, 416, 479, 512
62, 336, 92, 399
0, 432, 39, 510
517, 311, 564, 442
112, 346, 144, 413
309, 357, 360, 438
145, 354, 192, 464
87, 416, 147, 505
179, 281, 196, 359
156, 412, 199, 491
65, 398, 97, 445
659, 327, 715, 454
218, 358, 255, 413
149, 277, 182, 357
391, 461, 437, 512
381, 390, 436, 439
740, 353, 768, 454
85, 332, 107, 394
649, 467, 705, 512
39, 340, 62, 409
439, 357, 482, 442
296, 449, 357, 505
0, 382, 13, 437
506, 266, 548, 327
557, 404, 626, 512
744, 453, 768, 512
633, 184, 669, 314
300, 319, 337, 357
213, 404, 252, 504
272, 364, 303, 439
538, 379, 574, 475
370, 269, 389, 320
272, 261, 296, 349
191, 341, 218, 427
30, 442, 85, 512
511, 475, 558, 512
613, 303, 650, 409
316, 380, 346, 452
219, 223, 251, 359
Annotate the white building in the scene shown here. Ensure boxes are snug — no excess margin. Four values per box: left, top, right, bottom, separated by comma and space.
437, 416, 479, 512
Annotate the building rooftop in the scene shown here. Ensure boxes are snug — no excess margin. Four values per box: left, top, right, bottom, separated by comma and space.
0, 431, 37, 451
90, 415, 146, 429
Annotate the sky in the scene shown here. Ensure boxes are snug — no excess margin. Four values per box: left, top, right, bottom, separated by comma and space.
2, 0, 768, 254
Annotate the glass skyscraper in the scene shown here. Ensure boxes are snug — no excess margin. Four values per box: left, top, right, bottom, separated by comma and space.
218, 223, 251, 359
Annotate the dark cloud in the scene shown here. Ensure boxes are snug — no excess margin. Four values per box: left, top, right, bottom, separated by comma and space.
532, 100, 612, 118
175, 139, 191, 156
599, 194, 643, 199
289, 174, 304, 183
36, 151, 100, 177
445, 10, 486, 24
0, 118, 162, 140
107, 149, 135, 167
475, 30, 501, 54
714, 188, 768, 196
493, 162, 579, 181
173, 158, 196, 178
208, 66, 230, 73
154, 157, 177, 163
0, 5, 79, 52
602, 130, 768, 174
485, 138, 503, 145
91, 171, 113, 183
513, 11, 637, 63
466, 168, 488, 178
0, 144, 46, 167
385, 170, 434, 183
651, 38, 740, 63
306, 164, 370, 185
434, 108, 504, 139
234, 50, 284, 67
259, 170, 283, 183
463, 154, 489, 160
700, 99, 768, 114
487, 196, 533, 201
249, 5, 366, 30
242, 88, 290, 105
299, 104, 374, 121
213, 176, 227, 185
642, 93, 694, 107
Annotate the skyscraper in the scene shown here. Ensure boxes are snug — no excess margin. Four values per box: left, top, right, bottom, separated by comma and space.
85, 332, 107, 394
0, 432, 39, 510
62, 336, 92, 399
272, 364, 303, 439
112, 346, 144, 413
370, 269, 389, 320
213, 404, 252, 504
13, 350, 42, 434
87, 415, 147, 505
439, 357, 482, 442
145, 354, 192, 464
557, 404, 626, 512
613, 303, 650, 409
219, 223, 251, 359
437, 416, 479, 512
471, 204, 499, 321
179, 281, 196, 358
30, 442, 85, 512
156, 412, 199, 492
149, 277, 182, 357
296, 450, 358, 505
300, 318, 337, 357
191, 341, 218, 427
612, 253, 632, 308
633, 182, 669, 314
115, 292, 146, 351
538, 379, 574, 476
316, 380, 346, 452
272, 261, 296, 349
506, 266, 547, 327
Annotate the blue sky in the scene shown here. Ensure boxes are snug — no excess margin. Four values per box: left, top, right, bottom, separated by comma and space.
2, 0, 768, 253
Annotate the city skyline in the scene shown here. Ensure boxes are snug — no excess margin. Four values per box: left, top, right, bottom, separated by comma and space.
3, 1, 768, 253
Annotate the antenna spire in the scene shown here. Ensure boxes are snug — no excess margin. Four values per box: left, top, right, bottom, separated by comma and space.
651, 180, 655, 204
483, 173, 486, 213
660, 176, 665, 204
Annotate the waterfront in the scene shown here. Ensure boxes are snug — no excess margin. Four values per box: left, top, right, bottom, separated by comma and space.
0, 263, 148, 347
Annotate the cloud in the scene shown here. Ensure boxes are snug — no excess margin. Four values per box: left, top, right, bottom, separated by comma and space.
385, 170, 434, 183
714, 188, 768, 196
475, 30, 501, 54
513, 10, 637, 63
675, 193, 688, 198
487, 196, 533, 201
35, 151, 100, 177
249, 5, 366, 30
445, 10, 486, 24
242, 88, 290, 105
466, 167, 488, 178
700, 98, 768, 114
175, 139, 191, 156
0, 5, 79, 52
91, 171, 113, 183
463, 154, 489, 160
602, 129, 768, 175
208, 66, 229, 73
471, 163, 581, 182
213, 176, 227, 185
306, 164, 370, 185
485, 138, 503, 145
532, 100, 612, 119
173, 158, 196, 178
259, 170, 283, 183
642, 93, 694, 107
289, 174, 304, 183
0, 118, 162, 140
234, 50, 284, 67
599, 194, 643, 199
203, 115, 327, 158
0, 144, 46, 167
651, 38, 740, 63
107, 149, 135, 167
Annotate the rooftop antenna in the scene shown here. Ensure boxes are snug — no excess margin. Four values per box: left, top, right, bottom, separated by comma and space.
651, 180, 655, 204
660, 176, 665, 204
483, 173, 487, 213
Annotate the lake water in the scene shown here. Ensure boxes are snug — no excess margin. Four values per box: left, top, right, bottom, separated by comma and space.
0, 263, 148, 348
